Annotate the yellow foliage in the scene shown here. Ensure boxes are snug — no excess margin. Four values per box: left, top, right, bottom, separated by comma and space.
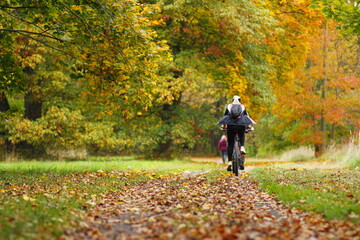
22, 195, 35, 202
70, 5, 82, 12
21, 54, 45, 69
226, 65, 247, 97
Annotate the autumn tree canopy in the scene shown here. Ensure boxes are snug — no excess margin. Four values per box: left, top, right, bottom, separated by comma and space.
0, 0, 359, 159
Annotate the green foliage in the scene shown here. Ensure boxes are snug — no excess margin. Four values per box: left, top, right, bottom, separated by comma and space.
5, 107, 84, 149
115, 102, 217, 158
157, 0, 278, 110
4, 107, 122, 154
84, 121, 131, 155
254, 113, 295, 157
313, 0, 360, 35
0, 32, 25, 92
1, 0, 179, 158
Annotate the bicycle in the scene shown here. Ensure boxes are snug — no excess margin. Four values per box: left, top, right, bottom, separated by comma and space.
221, 126, 247, 176
231, 133, 245, 176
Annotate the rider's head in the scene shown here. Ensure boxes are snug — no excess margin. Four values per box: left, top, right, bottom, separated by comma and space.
232, 95, 241, 103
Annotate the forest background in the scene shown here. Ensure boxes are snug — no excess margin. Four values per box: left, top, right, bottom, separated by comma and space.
0, 0, 359, 161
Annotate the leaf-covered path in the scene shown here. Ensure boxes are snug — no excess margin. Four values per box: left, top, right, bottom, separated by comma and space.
65, 171, 359, 240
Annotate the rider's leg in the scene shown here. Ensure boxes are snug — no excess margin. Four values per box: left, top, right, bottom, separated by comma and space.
226, 127, 235, 161
238, 125, 246, 146
238, 125, 246, 154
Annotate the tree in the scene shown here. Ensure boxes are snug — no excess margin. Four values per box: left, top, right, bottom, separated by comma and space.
264, 0, 325, 85
251, 0, 326, 156
0, 0, 177, 157
273, 20, 360, 156
315, 0, 360, 35
1, 0, 175, 115
125, 0, 279, 157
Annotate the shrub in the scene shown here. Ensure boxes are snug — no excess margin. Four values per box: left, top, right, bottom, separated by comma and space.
4, 107, 126, 159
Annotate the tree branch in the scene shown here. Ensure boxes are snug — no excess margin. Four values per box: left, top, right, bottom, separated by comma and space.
17, 31, 66, 53
1, 8, 60, 39
0, 5, 40, 9
0, 29, 64, 42
57, 1, 127, 60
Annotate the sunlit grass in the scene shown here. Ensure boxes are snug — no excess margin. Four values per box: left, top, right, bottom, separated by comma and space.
250, 144, 360, 222
251, 167, 360, 221
273, 141, 360, 169
0, 157, 220, 174
277, 146, 314, 162
323, 141, 360, 169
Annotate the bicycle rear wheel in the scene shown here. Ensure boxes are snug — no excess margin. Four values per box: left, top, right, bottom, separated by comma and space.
233, 141, 240, 176
239, 155, 245, 170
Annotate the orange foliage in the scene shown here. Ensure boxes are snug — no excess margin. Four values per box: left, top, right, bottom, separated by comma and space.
273, 18, 360, 146
264, 0, 325, 85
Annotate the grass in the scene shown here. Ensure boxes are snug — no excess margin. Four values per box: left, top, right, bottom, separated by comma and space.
277, 146, 314, 162
2, 154, 359, 239
274, 141, 360, 169
321, 141, 360, 169
0, 157, 221, 240
251, 167, 360, 221
250, 143, 360, 223
0, 156, 218, 174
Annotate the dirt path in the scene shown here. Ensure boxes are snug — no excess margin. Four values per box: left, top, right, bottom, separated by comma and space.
64, 171, 359, 240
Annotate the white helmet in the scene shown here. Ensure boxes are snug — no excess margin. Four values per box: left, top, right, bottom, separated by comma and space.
233, 95, 241, 102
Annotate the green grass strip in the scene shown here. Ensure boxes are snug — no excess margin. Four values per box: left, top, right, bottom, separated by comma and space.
0, 157, 219, 174
251, 167, 360, 221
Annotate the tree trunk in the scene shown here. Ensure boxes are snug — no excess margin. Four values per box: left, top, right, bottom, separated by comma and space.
318, 21, 328, 156
155, 99, 181, 158
24, 92, 42, 120
314, 143, 325, 158
156, 140, 173, 158
154, 70, 183, 158
0, 92, 11, 161
0, 92, 10, 112
21, 66, 42, 157
23, 65, 42, 120
5, 141, 16, 162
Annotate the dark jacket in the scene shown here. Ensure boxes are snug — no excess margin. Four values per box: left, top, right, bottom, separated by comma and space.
218, 103, 256, 126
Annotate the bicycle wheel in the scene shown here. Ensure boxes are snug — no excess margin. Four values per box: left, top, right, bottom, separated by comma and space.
233, 141, 240, 176
239, 154, 245, 170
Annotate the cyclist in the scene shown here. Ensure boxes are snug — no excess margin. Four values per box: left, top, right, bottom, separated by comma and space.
217, 95, 256, 171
